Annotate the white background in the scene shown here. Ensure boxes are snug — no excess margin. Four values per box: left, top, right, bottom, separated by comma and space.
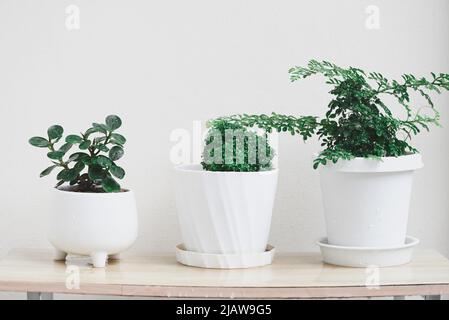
0, 0, 448, 298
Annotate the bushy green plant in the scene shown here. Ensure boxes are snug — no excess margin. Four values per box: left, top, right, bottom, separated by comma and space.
201, 113, 316, 172
201, 117, 273, 172
289, 60, 449, 168
29, 115, 126, 192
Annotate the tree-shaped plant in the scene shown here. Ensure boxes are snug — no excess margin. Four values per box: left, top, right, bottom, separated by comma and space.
29, 115, 126, 192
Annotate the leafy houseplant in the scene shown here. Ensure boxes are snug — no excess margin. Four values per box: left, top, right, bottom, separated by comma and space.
29, 115, 126, 193
29, 115, 137, 268
194, 61, 449, 265
201, 113, 317, 172
174, 115, 298, 268
287, 60, 449, 258
288, 60, 449, 168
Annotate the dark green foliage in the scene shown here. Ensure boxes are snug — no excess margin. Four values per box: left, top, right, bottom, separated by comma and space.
289, 60, 449, 168
201, 116, 277, 172
202, 113, 317, 172
29, 115, 126, 193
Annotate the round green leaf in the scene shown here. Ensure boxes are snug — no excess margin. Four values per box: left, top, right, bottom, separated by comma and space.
101, 176, 121, 193
73, 161, 85, 173
94, 155, 113, 168
88, 165, 106, 180
68, 152, 89, 162
57, 169, 78, 182
47, 151, 65, 160
85, 127, 101, 137
79, 140, 91, 150
106, 115, 122, 131
92, 123, 108, 134
94, 144, 109, 152
47, 125, 64, 140
110, 164, 125, 179
40, 165, 58, 178
59, 142, 73, 153
111, 133, 126, 144
109, 146, 124, 161
29, 137, 49, 148
66, 135, 83, 144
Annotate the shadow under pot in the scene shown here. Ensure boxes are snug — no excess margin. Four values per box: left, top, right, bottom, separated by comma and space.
48, 187, 138, 268
319, 153, 423, 248
174, 164, 278, 268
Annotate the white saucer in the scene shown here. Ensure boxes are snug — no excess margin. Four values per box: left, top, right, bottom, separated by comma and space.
175, 244, 275, 269
317, 236, 419, 268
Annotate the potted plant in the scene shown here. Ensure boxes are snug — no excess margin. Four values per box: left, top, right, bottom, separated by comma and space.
288, 60, 449, 250
174, 114, 315, 268
29, 115, 138, 267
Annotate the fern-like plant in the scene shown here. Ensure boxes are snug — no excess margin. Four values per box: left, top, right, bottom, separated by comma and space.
29, 115, 126, 192
289, 60, 449, 168
202, 61, 449, 171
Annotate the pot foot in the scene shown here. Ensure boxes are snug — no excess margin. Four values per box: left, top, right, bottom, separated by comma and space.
53, 249, 67, 261
90, 252, 108, 268
108, 254, 120, 260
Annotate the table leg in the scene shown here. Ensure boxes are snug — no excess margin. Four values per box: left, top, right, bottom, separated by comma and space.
424, 295, 441, 300
27, 292, 54, 300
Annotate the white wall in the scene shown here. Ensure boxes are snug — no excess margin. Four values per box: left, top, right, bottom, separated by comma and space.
0, 0, 448, 286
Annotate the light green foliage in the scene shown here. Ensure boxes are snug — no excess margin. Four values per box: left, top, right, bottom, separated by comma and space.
29, 115, 126, 192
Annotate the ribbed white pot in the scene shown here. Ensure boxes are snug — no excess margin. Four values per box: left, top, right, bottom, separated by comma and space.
48, 188, 138, 267
319, 153, 423, 247
174, 165, 278, 254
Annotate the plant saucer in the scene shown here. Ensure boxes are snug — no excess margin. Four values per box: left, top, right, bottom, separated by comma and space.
317, 236, 419, 268
175, 244, 275, 269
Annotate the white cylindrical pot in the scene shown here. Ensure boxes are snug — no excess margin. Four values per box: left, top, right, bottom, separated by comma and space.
48, 188, 138, 267
319, 153, 423, 247
174, 165, 278, 254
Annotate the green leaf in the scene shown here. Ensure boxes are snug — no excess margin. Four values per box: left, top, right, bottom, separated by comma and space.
106, 115, 122, 131
93, 155, 113, 168
110, 164, 125, 179
111, 133, 126, 144
88, 165, 106, 180
85, 127, 101, 137
73, 161, 85, 172
79, 140, 91, 150
68, 152, 89, 162
47, 151, 65, 160
94, 144, 109, 152
92, 123, 108, 134
66, 135, 83, 144
101, 176, 121, 192
47, 125, 64, 140
109, 146, 124, 161
29, 137, 49, 148
57, 169, 78, 182
59, 142, 72, 153
55, 180, 65, 188
40, 165, 58, 177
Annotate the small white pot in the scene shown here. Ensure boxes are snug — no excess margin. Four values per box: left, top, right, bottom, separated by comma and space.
319, 153, 423, 247
174, 164, 278, 255
48, 188, 138, 267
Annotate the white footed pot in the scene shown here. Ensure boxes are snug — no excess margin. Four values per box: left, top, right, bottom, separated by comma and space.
48, 188, 138, 267
319, 153, 423, 247
174, 164, 278, 255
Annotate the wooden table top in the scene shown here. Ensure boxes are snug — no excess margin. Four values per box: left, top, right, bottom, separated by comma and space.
0, 249, 449, 298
